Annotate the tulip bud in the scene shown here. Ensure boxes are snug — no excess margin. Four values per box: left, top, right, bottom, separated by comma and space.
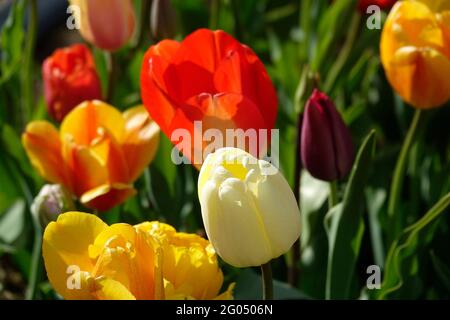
31, 184, 75, 227
42, 44, 102, 122
301, 89, 354, 182
69, 0, 136, 51
198, 147, 301, 268
150, 0, 177, 40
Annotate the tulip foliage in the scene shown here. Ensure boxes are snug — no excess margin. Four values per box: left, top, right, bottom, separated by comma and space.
0, 0, 449, 301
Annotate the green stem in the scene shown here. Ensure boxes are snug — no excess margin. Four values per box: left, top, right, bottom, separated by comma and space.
22, 0, 38, 125
324, 13, 361, 92
209, 0, 220, 30
105, 51, 117, 103
26, 214, 42, 300
328, 180, 338, 209
261, 261, 273, 300
387, 109, 423, 240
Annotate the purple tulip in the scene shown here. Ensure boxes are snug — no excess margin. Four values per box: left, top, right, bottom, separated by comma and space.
301, 89, 355, 181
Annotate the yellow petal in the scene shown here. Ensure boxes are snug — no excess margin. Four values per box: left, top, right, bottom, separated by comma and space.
90, 127, 130, 183
60, 100, 125, 146
387, 46, 450, 108
80, 183, 136, 212
22, 121, 71, 188
413, 0, 450, 13
89, 224, 159, 299
122, 106, 160, 182
42, 212, 108, 299
91, 277, 136, 300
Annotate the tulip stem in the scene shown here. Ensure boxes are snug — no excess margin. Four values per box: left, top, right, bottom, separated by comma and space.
387, 109, 423, 241
105, 51, 117, 103
261, 262, 274, 300
328, 180, 338, 209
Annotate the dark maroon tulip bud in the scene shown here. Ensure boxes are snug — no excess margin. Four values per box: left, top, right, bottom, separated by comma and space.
301, 89, 355, 181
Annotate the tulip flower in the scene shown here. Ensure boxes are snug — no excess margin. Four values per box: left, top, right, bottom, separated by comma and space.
301, 89, 354, 182
198, 147, 301, 268
69, 0, 136, 51
140, 29, 278, 166
380, 0, 450, 109
42, 211, 233, 300
42, 44, 102, 122
137, 221, 234, 299
22, 101, 160, 211
358, 0, 397, 13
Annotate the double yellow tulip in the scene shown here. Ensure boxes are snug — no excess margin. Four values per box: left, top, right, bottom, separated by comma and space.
22, 101, 160, 211
381, 0, 450, 109
43, 212, 234, 300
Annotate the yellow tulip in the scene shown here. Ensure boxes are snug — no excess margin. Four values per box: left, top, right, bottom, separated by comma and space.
22, 101, 160, 211
70, 0, 136, 51
380, 0, 450, 109
42, 212, 233, 300
137, 221, 234, 300
198, 147, 301, 268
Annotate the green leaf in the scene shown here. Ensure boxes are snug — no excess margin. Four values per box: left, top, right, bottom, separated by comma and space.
234, 269, 310, 300
0, 199, 26, 246
377, 192, 450, 299
325, 129, 377, 299
0, 0, 26, 84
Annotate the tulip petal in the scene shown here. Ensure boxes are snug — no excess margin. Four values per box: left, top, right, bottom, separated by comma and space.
92, 277, 136, 300
388, 46, 450, 108
90, 127, 130, 183
200, 178, 272, 267
80, 183, 137, 212
250, 161, 301, 258
301, 99, 338, 181
42, 212, 108, 299
60, 100, 125, 146
214, 45, 278, 129
141, 40, 181, 132
62, 136, 108, 197
122, 106, 160, 182
90, 224, 158, 299
22, 121, 71, 188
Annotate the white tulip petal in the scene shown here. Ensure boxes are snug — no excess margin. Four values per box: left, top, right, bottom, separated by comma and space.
216, 178, 272, 267
252, 165, 301, 258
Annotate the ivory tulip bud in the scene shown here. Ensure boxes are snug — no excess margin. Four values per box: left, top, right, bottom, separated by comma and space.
198, 147, 301, 268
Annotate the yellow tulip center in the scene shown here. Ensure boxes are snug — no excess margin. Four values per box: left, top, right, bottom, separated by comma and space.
222, 162, 248, 181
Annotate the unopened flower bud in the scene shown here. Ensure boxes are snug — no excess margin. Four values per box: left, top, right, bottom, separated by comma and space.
31, 184, 75, 226
301, 89, 355, 181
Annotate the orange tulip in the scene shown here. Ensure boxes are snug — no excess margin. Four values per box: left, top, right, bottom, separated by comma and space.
22, 101, 160, 211
380, 0, 450, 109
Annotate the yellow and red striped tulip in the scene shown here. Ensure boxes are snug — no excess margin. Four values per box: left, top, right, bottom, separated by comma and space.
22, 101, 160, 211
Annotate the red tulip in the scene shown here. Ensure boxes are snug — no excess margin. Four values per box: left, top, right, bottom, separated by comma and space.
140, 29, 278, 165
42, 44, 102, 122
301, 89, 354, 182
358, 0, 397, 13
